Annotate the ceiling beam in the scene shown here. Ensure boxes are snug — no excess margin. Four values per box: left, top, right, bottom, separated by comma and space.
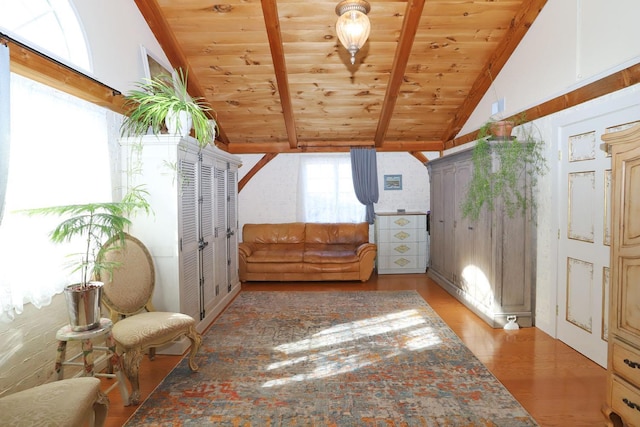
261, 0, 298, 149
229, 140, 442, 154
238, 153, 278, 193
374, 0, 425, 148
134, 0, 231, 145
440, 0, 548, 143
446, 61, 640, 149
410, 151, 429, 165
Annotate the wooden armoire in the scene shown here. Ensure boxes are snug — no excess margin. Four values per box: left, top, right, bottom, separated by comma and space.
602, 124, 640, 426
427, 144, 536, 328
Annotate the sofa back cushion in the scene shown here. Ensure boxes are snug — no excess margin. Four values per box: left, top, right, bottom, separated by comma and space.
242, 222, 306, 244
304, 222, 369, 245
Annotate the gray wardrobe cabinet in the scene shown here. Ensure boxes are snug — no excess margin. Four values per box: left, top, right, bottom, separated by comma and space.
427, 146, 536, 328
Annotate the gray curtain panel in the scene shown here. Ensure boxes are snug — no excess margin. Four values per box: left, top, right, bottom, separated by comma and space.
0, 43, 9, 226
350, 147, 379, 224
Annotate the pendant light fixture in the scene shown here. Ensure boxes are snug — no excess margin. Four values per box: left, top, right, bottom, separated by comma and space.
335, 0, 371, 65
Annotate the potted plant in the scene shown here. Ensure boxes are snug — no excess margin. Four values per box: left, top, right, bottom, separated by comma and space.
120, 67, 217, 148
461, 117, 548, 221
25, 190, 150, 331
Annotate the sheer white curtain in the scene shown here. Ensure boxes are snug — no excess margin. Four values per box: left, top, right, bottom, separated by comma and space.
298, 154, 365, 223
0, 73, 112, 321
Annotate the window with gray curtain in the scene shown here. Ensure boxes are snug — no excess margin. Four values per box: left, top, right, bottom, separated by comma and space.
350, 147, 379, 224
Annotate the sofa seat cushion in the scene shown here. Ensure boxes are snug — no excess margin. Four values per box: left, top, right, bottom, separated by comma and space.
303, 262, 360, 273
304, 244, 359, 263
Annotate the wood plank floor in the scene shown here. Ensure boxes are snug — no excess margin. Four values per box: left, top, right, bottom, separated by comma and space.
102, 273, 607, 426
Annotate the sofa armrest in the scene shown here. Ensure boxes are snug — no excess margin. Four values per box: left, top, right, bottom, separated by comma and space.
238, 242, 254, 258
356, 242, 377, 257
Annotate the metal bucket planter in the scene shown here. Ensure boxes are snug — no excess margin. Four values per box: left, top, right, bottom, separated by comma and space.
64, 281, 103, 331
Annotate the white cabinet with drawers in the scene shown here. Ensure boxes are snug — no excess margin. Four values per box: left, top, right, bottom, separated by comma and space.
374, 212, 428, 274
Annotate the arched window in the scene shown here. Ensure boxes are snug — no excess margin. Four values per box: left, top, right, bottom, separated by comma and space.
0, 0, 91, 71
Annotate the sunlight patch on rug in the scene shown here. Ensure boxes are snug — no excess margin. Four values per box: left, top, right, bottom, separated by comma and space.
263, 309, 441, 387
125, 291, 538, 426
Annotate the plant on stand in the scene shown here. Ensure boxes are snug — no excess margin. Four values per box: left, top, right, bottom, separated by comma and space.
25, 190, 150, 331
120, 67, 217, 148
461, 116, 548, 221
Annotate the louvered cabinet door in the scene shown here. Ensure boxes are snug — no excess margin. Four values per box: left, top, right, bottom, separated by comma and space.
199, 150, 217, 320
213, 161, 227, 299
226, 165, 239, 289
178, 150, 201, 322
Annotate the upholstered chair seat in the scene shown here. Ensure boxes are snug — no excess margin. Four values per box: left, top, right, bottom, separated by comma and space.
0, 377, 107, 427
99, 234, 202, 406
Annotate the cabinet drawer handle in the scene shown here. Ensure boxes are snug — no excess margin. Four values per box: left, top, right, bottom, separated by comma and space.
624, 358, 640, 369
623, 398, 640, 412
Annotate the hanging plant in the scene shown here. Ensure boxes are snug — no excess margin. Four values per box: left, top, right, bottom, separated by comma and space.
461, 117, 548, 221
120, 67, 217, 148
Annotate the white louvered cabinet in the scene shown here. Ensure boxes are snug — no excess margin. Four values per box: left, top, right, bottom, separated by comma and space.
120, 135, 241, 348
375, 212, 428, 274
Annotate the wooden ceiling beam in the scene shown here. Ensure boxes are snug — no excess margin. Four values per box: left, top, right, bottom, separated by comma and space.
238, 153, 278, 193
134, 0, 231, 145
410, 151, 429, 165
440, 0, 548, 143
261, 0, 298, 149
374, 0, 426, 148
228, 140, 442, 154
446, 62, 640, 149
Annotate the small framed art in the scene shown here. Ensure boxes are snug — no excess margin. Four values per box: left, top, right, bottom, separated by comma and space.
140, 45, 171, 80
384, 174, 402, 190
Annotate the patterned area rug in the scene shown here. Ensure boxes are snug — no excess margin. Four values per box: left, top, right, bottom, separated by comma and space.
125, 291, 538, 426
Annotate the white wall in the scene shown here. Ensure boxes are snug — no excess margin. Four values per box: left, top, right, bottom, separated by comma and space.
461, 0, 640, 134
73, 0, 171, 94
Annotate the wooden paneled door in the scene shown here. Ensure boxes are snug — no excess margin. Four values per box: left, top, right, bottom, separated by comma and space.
556, 109, 640, 367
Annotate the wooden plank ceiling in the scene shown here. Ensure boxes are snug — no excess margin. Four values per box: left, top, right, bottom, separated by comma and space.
135, 0, 547, 154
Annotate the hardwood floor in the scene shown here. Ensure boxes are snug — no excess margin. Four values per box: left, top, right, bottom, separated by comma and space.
101, 273, 607, 426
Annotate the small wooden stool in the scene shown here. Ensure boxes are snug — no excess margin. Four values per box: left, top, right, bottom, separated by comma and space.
55, 317, 130, 404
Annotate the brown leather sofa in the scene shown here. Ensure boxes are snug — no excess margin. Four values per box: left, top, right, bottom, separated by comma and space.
238, 222, 377, 282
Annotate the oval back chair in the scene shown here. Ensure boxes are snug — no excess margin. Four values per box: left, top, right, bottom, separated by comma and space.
98, 233, 202, 405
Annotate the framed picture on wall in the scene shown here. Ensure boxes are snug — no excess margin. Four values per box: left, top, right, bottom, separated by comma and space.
384, 174, 402, 190
140, 45, 171, 80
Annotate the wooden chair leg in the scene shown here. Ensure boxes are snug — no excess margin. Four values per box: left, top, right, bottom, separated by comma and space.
121, 348, 144, 406
186, 327, 202, 372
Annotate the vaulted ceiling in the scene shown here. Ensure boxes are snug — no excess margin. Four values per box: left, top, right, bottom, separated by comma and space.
135, 0, 548, 155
